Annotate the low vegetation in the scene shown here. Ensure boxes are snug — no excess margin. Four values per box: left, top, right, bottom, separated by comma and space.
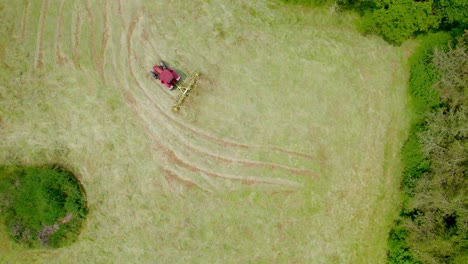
0, 165, 87, 248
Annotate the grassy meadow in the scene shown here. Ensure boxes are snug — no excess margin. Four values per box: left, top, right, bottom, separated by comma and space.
0, 0, 411, 262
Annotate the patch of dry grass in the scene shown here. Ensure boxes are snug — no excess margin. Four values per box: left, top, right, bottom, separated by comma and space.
0, 0, 410, 263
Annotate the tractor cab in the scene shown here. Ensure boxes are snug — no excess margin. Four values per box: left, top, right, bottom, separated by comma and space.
150, 61, 180, 90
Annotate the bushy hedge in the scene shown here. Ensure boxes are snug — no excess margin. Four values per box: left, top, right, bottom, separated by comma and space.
358, 0, 439, 44
279, 0, 467, 45
407, 32, 452, 113
388, 31, 467, 264
0, 165, 87, 248
279, 0, 328, 6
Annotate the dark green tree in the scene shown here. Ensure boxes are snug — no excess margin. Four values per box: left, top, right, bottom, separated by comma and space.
403, 31, 468, 264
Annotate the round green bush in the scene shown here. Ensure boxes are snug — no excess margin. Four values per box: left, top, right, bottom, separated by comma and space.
0, 165, 87, 248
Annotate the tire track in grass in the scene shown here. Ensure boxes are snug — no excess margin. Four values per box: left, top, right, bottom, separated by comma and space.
117, 0, 126, 28
114, 69, 212, 192
20, 0, 29, 43
135, 95, 301, 187
183, 143, 318, 177
126, 11, 299, 188
84, 0, 104, 81
54, 0, 69, 65
34, 0, 49, 69
72, 2, 82, 68
132, 90, 285, 188
162, 168, 211, 193
133, 98, 213, 192
100, 0, 110, 84
148, 128, 297, 186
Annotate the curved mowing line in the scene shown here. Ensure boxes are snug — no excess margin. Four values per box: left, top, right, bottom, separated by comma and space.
117, 0, 125, 27
119, 5, 175, 102
100, 0, 110, 84
162, 168, 211, 193
125, 12, 299, 188
34, 0, 49, 69
150, 133, 299, 187
135, 95, 311, 183
113, 78, 218, 192
20, 0, 29, 43
54, 0, 68, 65
139, 101, 298, 187
84, 0, 105, 81
72, 2, 82, 68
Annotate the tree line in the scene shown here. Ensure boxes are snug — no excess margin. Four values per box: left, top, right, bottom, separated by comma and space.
388, 31, 467, 264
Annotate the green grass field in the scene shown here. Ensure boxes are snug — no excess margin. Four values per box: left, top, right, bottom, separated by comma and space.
1, 0, 411, 262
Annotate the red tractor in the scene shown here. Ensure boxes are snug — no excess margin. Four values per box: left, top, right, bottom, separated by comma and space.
150, 61, 180, 90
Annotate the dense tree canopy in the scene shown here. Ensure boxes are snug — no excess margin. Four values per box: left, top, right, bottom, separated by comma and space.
282, 0, 467, 44
347, 0, 467, 44
389, 31, 467, 264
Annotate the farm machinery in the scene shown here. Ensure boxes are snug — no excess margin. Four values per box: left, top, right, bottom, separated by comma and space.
150, 61, 180, 90
150, 61, 201, 111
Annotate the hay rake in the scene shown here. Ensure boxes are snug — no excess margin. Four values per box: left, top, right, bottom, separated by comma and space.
172, 72, 201, 112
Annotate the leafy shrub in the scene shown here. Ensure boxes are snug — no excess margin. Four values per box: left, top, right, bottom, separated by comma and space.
398, 32, 451, 196
279, 0, 328, 7
400, 123, 431, 196
389, 31, 467, 264
359, 0, 440, 45
387, 224, 420, 264
408, 32, 453, 117
405, 33, 468, 263
434, 0, 468, 30
279, 0, 467, 45
0, 165, 87, 248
